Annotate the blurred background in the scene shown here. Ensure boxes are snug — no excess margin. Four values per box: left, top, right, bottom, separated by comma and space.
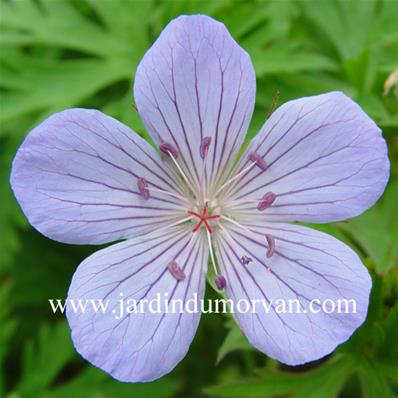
0, 0, 397, 397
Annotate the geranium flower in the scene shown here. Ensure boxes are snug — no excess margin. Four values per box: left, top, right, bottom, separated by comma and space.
11, 15, 389, 382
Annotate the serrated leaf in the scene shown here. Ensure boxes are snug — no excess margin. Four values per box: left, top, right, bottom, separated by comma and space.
205, 355, 354, 398
43, 367, 181, 398
217, 321, 253, 364
251, 46, 337, 77
358, 358, 396, 398
17, 322, 75, 396
0, 284, 17, 395
304, 0, 378, 61
339, 182, 398, 274
0, 0, 152, 128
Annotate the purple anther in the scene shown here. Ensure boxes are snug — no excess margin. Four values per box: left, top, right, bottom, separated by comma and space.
200, 136, 212, 159
160, 142, 179, 158
137, 177, 149, 200
240, 255, 252, 265
168, 260, 185, 281
265, 234, 275, 258
257, 192, 276, 211
215, 274, 227, 290
248, 152, 267, 171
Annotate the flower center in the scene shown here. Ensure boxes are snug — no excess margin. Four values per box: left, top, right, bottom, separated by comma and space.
187, 202, 221, 233
138, 143, 280, 289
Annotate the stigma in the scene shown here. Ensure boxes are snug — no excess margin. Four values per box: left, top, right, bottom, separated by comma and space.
187, 203, 220, 233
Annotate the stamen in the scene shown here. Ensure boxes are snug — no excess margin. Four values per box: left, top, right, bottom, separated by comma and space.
155, 216, 194, 234
160, 142, 179, 158
257, 192, 276, 211
265, 234, 275, 258
137, 177, 149, 200
205, 228, 222, 279
240, 255, 252, 265
166, 148, 197, 195
215, 274, 226, 290
220, 215, 251, 233
168, 260, 185, 281
213, 161, 257, 197
147, 186, 191, 203
248, 152, 267, 171
200, 136, 212, 159
206, 229, 226, 290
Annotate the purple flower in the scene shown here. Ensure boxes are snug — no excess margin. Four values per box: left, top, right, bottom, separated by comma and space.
10, 15, 389, 382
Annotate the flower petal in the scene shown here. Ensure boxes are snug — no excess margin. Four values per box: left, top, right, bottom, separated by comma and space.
134, 15, 256, 193
214, 222, 371, 365
223, 92, 389, 222
66, 226, 208, 382
11, 109, 186, 244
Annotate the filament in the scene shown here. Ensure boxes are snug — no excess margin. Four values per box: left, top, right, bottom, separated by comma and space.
213, 162, 256, 198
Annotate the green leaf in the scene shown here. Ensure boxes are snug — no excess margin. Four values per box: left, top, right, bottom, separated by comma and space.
339, 182, 398, 274
0, 56, 131, 125
251, 45, 337, 77
17, 322, 75, 396
0, 0, 153, 127
43, 367, 181, 398
358, 357, 396, 398
304, 0, 377, 61
0, 284, 17, 395
0, 135, 27, 270
205, 355, 355, 398
217, 321, 253, 364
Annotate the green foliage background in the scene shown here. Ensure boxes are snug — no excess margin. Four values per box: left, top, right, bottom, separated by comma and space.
0, 0, 397, 397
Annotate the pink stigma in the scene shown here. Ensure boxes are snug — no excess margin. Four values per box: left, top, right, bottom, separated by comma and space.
168, 260, 185, 281
265, 234, 275, 258
137, 177, 149, 200
187, 203, 220, 233
215, 275, 227, 290
200, 136, 212, 159
257, 192, 276, 211
160, 142, 179, 158
248, 152, 267, 171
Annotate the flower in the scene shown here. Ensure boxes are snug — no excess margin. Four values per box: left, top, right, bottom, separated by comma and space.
10, 14, 389, 382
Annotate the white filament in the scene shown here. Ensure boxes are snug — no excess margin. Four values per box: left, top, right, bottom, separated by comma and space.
220, 215, 252, 233
167, 151, 198, 196
148, 186, 191, 203
213, 161, 256, 198
206, 229, 219, 276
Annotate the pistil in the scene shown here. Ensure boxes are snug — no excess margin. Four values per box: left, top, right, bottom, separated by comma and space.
187, 203, 220, 233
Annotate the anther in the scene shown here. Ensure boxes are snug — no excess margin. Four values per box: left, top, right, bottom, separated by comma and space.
265, 234, 275, 258
137, 177, 149, 200
160, 142, 179, 158
215, 274, 226, 290
168, 260, 185, 281
200, 136, 212, 159
257, 192, 276, 211
248, 152, 267, 171
240, 255, 252, 265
